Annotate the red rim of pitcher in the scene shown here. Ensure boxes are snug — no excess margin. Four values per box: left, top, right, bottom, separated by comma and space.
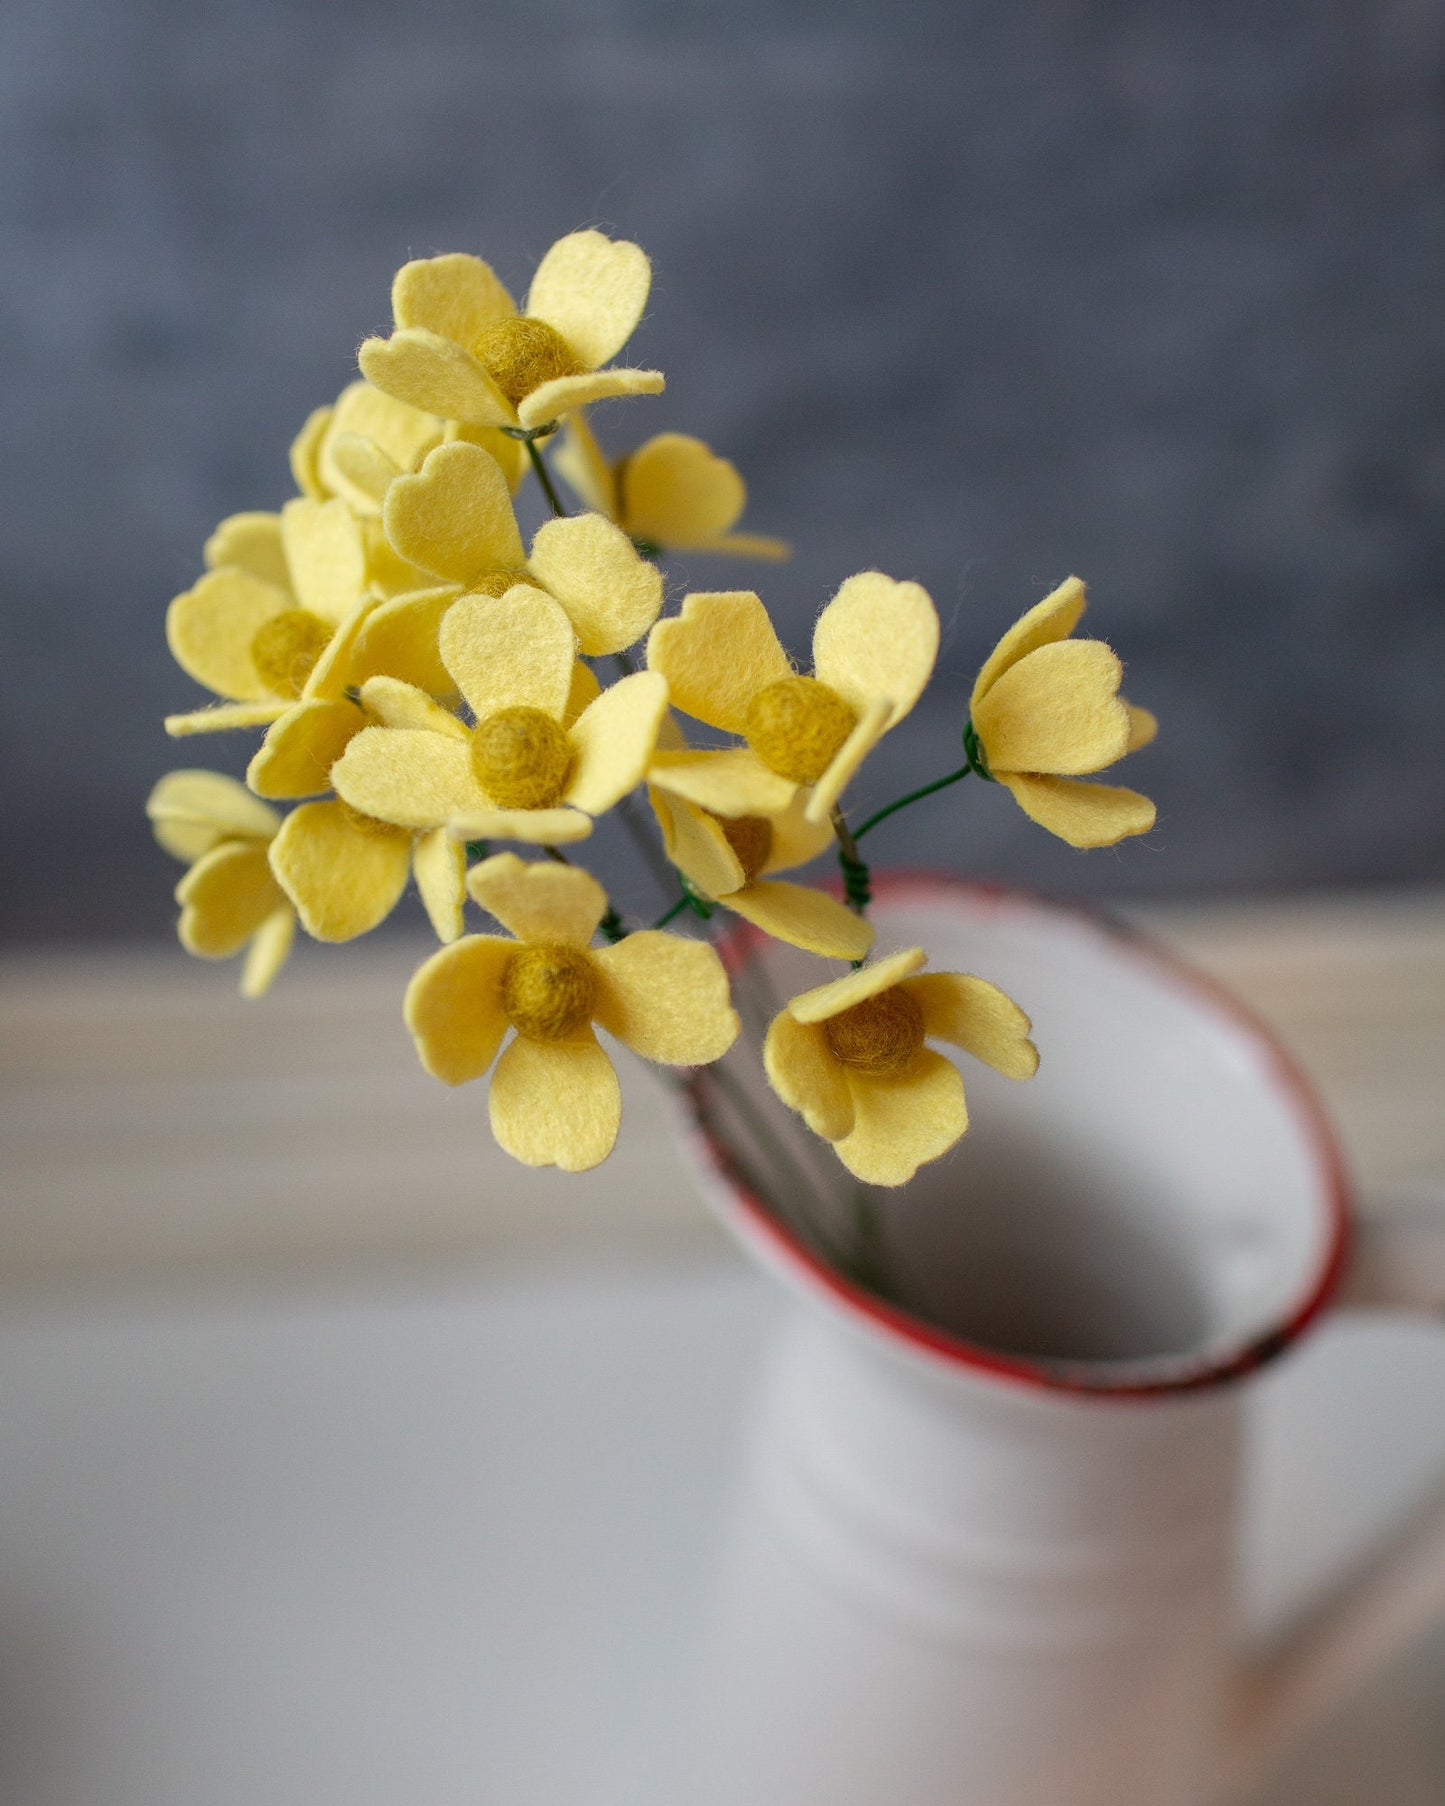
686, 873, 1353, 1400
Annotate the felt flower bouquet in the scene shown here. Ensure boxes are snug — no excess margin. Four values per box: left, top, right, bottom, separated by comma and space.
150, 229, 1156, 1191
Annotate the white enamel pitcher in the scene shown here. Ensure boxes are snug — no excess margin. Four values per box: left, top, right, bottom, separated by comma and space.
684, 876, 1445, 1806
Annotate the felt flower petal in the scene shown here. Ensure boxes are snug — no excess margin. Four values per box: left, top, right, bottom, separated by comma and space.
647, 748, 797, 818
700, 531, 790, 560
391, 252, 515, 343
903, 973, 1039, 1080
489, 1031, 622, 1172
165, 701, 289, 737
646, 591, 792, 733
563, 659, 601, 728
759, 794, 833, 876
971, 576, 1088, 711
445, 420, 527, 493
973, 639, 1130, 777
788, 948, 928, 1025
359, 328, 515, 429
527, 512, 665, 657
323, 432, 399, 514
466, 851, 607, 948
835, 1052, 968, 1186
247, 697, 367, 799
411, 826, 466, 942
552, 414, 617, 518
516, 368, 665, 431
1126, 703, 1158, 752
269, 800, 412, 941
322, 379, 444, 481
176, 841, 284, 957
439, 586, 575, 721
726, 880, 876, 961
383, 440, 526, 586
447, 807, 593, 847
564, 671, 669, 816
204, 512, 290, 589
330, 727, 490, 828
290, 404, 331, 500
763, 1012, 855, 1143
239, 906, 295, 999
648, 790, 745, 899
811, 572, 939, 728
167, 568, 286, 700
620, 434, 744, 545
525, 231, 652, 369
997, 774, 1156, 848
802, 694, 892, 824
349, 587, 459, 696
279, 498, 368, 623
359, 676, 468, 737
404, 934, 513, 1085
147, 770, 280, 863
301, 595, 381, 703
592, 932, 739, 1065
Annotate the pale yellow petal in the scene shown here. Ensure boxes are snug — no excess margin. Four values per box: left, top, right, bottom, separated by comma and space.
690, 531, 790, 561
801, 694, 891, 824
404, 934, 513, 1084
246, 697, 367, 799
362, 517, 433, 597
758, 792, 833, 875
646, 591, 791, 733
997, 773, 1157, 848
592, 932, 739, 1064
446, 419, 527, 493
619, 433, 744, 545
648, 790, 744, 898
564, 671, 668, 816
359, 328, 516, 429
524, 230, 652, 368
279, 498, 367, 623
239, 906, 295, 998
358, 676, 468, 737
727, 880, 875, 961
903, 973, 1039, 1080
762, 1012, 855, 1142
563, 659, 601, 728
165, 701, 288, 737
203, 512, 290, 589
526, 512, 664, 657
321, 431, 399, 515
176, 841, 284, 957
447, 807, 593, 847
301, 594, 382, 703
268, 800, 411, 940
516, 368, 664, 431
349, 586, 460, 696
971, 575, 1087, 711
411, 826, 466, 942
972, 639, 1130, 777
811, 571, 939, 728
393, 253, 515, 341
330, 726, 489, 828
147, 770, 279, 862
465, 850, 607, 946
552, 413, 618, 519
383, 440, 526, 586
324, 379, 444, 479
489, 1031, 621, 1171
439, 585, 575, 721
647, 748, 797, 818
835, 1052, 968, 1186
1126, 702, 1158, 752
289, 404, 331, 500
166, 568, 286, 700
788, 948, 928, 1025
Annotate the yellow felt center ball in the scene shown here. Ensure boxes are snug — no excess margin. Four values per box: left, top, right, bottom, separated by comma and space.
469, 707, 573, 810
339, 802, 410, 840
745, 677, 858, 785
501, 942, 597, 1041
824, 987, 925, 1076
471, 316, 587, 406
250, 609, 332, 699
466, 568, 530, 600
716, 813, 773, 883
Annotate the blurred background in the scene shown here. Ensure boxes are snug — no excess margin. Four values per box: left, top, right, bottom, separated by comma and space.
3, 0, 1443, 944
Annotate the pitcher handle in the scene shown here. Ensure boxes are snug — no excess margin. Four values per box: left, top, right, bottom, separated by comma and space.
1225, 1191, 1445, 1795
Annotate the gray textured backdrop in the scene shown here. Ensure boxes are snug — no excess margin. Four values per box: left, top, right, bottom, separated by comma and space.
3, 0, 1443, 943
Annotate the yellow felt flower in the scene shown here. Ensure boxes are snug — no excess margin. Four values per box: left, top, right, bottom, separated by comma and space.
330, 586, 668, 847
165, 498, 372, 736
970, 577, 1157, 848
646, 574, 939, 825
358, 232, 664, 437
406, 854, 739, 1171
764, 949, 1039, 1186
146, 771, 295, 997
554, 416, 788, 560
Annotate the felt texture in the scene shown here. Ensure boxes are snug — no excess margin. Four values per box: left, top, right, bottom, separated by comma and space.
300, 595, 381, 703
330, 726, 491, 829
904, 972, 1039, 1079
321, 380, 442, 485
268, 799, 412, 941
204, 512, 290, 589
726, 880, 875, 960
811, 571, 939, 730
360, 517, 432, 597
167, 567, 287, 700
622, 433, 746, 545
563, 660, 602, 727
147, 770, 280, 863
472, 316, 587, 406
1126, 704, 1159, 751
972, 639, 1130, 776
563, 671, 668, 816
446, 805, 592, 846
488, 1030, 622, 1172
440, 586, 575, 721
358, 676, 468, 738
466, 852, 607, 948
392, 253, 514, 344
240, 908, 296, 1000
647, 591, 792, 733
165, 700, 289, 737
279, 498, 367, 622
349, 587, 458, 697
383, 440, 525, 586
648, 788, 746, 899
324, 431, 399, 513
592, 932, 739, 1064
744, 676, 858, 785
789, 948, 928, 1024
447, 419, 526, 494
289, 404, 331, 500
801, 694, 892, 824
359, 327, 513, 429
246, 696, 366, 799
527, 513, 664, 657
970, 575, 1087, 712
647, 748, 797, 818
412, 826, 466, 943
516, 367, 664, 431
762, 793, 835, 873
552, 414, 616, 518
998, 772, 1157, 847
404, 934, 513, 1085
762, 1013, 856, 1142
834, 1050, 968, 1186
525, 230, 651, 370
176, 841, 286, 958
